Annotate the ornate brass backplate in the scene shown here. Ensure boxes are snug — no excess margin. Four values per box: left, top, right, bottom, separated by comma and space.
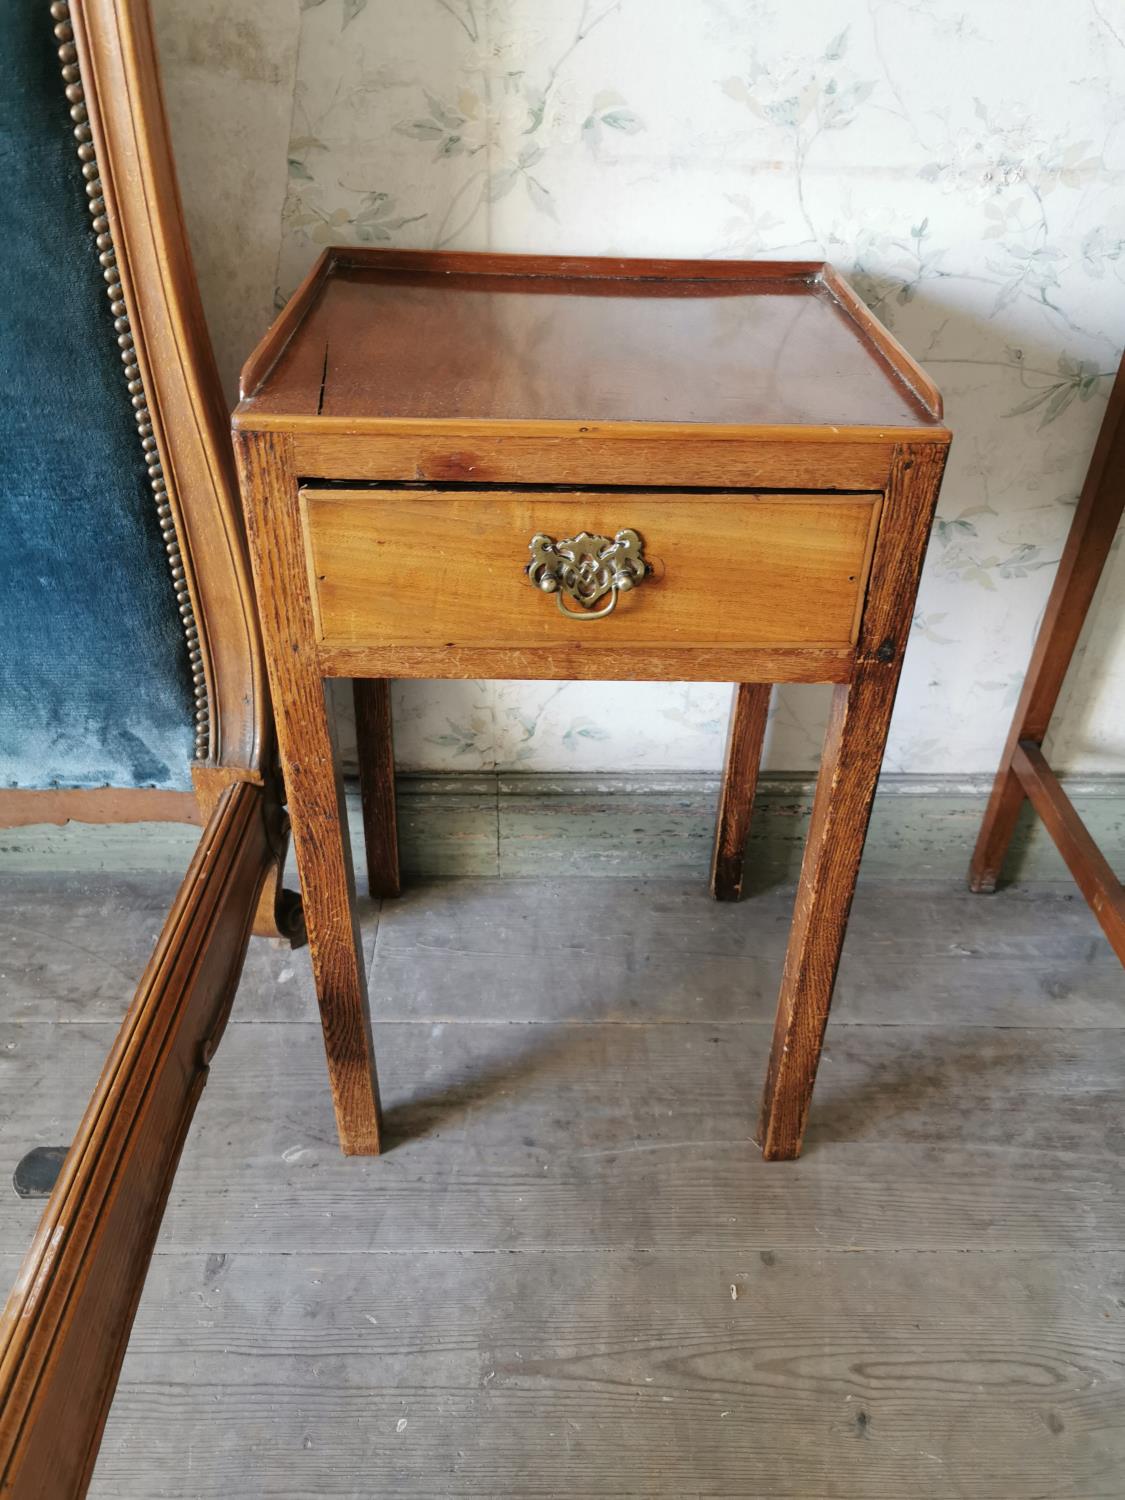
527, 529, 648, 619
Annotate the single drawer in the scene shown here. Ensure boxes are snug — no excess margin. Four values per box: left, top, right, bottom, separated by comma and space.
300, 488, 882, 651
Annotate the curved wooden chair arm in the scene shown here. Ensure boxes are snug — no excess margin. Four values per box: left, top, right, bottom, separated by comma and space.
0, 781, 282, 1498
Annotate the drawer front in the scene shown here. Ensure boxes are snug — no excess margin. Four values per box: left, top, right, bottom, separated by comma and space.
300, 489, 881, 651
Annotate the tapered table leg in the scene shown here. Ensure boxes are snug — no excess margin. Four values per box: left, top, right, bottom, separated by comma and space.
710, 683, 771, 901
757, 443, 947, 1160
354, 678, 401, 899
236, 432, 382, 1155
757, 675, 894, 1158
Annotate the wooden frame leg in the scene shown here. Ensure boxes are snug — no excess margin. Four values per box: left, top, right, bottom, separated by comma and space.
236, 432, 382, 1155
970, 363, 1125, 893
967, 763, 1026, 896
710, 683, 771, 901
757, 443, 947, 1160
353, 678, 401, 898
193, 770, 305, 946
275, 669, 380, 1154
1011, 742, 1125, 961
292, 694, 382, 1154
757, 676, 896, 1158
250, 830, 307, 945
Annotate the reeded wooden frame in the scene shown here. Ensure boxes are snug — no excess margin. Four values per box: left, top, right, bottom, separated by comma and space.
0, 3, 293, 1493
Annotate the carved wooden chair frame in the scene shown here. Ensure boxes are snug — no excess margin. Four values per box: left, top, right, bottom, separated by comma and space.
0, 2, 297, 1492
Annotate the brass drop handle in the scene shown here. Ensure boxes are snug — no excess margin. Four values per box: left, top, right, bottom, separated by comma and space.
527, 529, 648, 620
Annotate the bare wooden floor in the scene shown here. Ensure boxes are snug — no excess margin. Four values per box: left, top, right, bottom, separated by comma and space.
2, 872, 1124, 1498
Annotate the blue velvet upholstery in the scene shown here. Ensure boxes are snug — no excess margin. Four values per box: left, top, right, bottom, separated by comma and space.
0, 0, 194, 790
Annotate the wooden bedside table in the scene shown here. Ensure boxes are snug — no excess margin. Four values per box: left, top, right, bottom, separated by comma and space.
233, 250, 950, 1162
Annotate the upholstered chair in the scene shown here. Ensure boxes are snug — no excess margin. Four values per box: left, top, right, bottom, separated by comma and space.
1, 5, 296, 1494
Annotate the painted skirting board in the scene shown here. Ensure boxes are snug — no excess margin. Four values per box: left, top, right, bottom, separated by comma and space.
2, 772, 1122, 884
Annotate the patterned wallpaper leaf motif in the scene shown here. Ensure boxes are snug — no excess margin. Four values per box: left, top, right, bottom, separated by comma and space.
280, 0, 1125, 777
388, 1, 635, 244
722, 29, 877, 242
1004, 355, 1109, 426
300, 0, 369, 21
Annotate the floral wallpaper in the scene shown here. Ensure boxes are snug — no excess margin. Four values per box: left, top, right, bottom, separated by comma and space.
277, 0, 1125, 774
155, 0, 300, 402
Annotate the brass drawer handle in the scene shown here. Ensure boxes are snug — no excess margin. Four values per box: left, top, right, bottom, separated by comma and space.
527, 529, 648, 620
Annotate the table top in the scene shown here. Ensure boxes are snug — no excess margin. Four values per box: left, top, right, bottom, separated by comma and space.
235, 250, 944, 435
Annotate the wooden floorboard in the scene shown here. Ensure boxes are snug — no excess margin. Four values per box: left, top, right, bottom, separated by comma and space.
90, 1248, 1125, 1499
369, 878, 1125, 1027
1, 873, 1123, 1496
0, 874, 380, 1024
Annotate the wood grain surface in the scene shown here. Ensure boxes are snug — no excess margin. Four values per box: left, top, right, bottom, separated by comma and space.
319, 641, 854, 684
235, 431, 382, 1155
972, 355, 1125, 936
290, 429, 910, 491
353, 678, 401, 899
758, 443, 949, 1159
302, 488, 880, 654
0, 787, 201, 828
233, 248, 951, 1171
236, 249, 943, 430
0, 782, 277, 1500
6, 974, 1125, 1260
711, 683, 772, 901
85, 1245, 1125, 1499
4, 873, 1123, 1496
1013, 742, 1125, 961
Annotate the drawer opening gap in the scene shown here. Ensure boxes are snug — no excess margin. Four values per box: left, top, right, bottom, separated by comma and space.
297, 479, 882, 497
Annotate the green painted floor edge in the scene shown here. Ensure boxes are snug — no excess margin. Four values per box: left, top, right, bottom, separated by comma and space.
2, 771, 1122, 883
